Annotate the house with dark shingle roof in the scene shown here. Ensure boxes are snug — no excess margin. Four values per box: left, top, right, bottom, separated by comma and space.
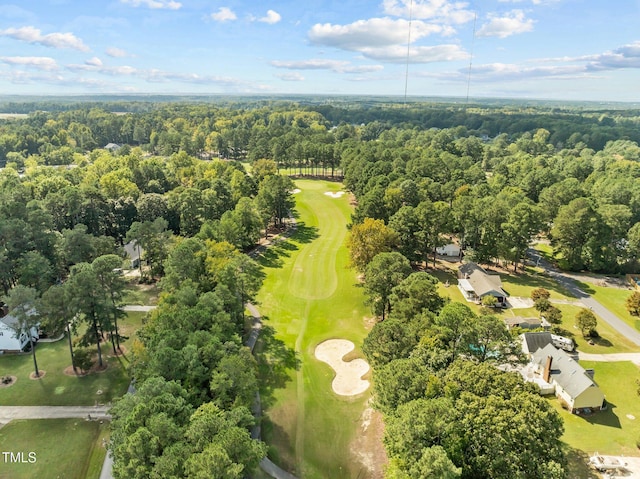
530, 343, 605, 414
457, 262, 507, 307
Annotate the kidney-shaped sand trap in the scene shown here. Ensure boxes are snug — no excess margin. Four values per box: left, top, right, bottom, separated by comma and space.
315, 339, 370, 396
324, 191, 345, 198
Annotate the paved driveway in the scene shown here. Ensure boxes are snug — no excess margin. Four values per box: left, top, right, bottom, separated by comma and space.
527, 248, 640, 347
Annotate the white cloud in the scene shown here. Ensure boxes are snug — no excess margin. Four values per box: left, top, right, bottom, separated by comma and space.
382, 0, 475, 24
85, 57, 103, 67
120, 0, 181, 10
106, 47, 129, 58
362, 44, 468, 63
271, 58, 384, 73
259, 10, 281, 24
583, 41, 640, 71
309, 18, 451, 51
308, 17, 465, 63
0, 56, 58, 71
0, 26, 89, 51
477, 10, 534, 38
65, 61, 269, 91
499, 0, 560, 4
276, 72, 304, 81
211, 7, 237, 22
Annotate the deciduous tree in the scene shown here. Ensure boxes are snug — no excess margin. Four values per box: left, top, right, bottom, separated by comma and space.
364, 252, 411, 320
347, 217, 398, 271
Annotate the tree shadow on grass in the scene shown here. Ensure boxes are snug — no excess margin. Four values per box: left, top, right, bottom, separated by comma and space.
291, 221, 318, 245
254, 324, 300, 410
260, 418, 297, 474
501, 270, 577, 298
257, 242, 294, 269
575, 281, 596, 296
564, 447, 600, 479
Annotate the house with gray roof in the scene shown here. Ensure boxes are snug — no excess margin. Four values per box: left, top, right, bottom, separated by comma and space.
457, 262, 507, 307
530, 343, 605, 414
0, 310, 39, 352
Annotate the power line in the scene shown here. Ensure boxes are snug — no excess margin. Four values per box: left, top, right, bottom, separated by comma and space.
466, 12, 477, 106
404, 0, 414, 104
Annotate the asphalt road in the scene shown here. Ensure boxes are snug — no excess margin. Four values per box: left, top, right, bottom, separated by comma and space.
528, 248, 640, 347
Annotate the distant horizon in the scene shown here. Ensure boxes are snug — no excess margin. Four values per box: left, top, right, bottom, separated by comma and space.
1, 92, 640, 109
1, 1, 639, 101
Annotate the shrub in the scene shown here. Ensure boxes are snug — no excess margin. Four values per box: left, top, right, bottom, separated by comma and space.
531, 288, 551, 302
534, 298, 551, 312
626, 291, 640, 316
543, 306, 562, 324
73, 348, 94, 373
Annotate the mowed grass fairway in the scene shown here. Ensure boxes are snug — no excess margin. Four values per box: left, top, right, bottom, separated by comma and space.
256, 180, 372, 479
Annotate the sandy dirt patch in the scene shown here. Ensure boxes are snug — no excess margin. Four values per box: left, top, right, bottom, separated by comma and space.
350, 399, 387, 479
315, 339, 370, 396
324, 191, 345, 198
29, 370, 46, 380
291, 188, 301, 194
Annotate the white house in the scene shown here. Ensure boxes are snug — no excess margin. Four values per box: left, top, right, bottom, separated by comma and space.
0, 312, 39, 353
457, 262, 507, 307
436, 243, 461, 257
530, 343, 605, 414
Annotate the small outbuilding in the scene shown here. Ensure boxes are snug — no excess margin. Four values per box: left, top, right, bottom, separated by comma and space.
436, 243, 461, 257
123, 240, 143, 269
504, 316, 545, 331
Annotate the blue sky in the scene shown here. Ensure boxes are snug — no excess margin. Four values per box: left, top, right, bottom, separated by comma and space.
0, 0, 639, 101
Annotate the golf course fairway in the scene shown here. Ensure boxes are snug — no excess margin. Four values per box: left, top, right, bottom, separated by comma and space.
256, 179, 380, 479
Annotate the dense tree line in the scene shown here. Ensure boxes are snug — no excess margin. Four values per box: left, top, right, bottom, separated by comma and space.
109, 237, 266, 478
355, 250, 566, 478
344, 126, 640, 273
2, 100, 640, 274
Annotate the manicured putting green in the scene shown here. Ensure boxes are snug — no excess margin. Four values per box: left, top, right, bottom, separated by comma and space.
257, 180, 373, 479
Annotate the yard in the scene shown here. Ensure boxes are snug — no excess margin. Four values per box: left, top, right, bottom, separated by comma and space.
507, 303, 640, 354
0, 311, 147, 406
552, 361, 640, 457
0, 418, 108, 479
575, 281, 640, 332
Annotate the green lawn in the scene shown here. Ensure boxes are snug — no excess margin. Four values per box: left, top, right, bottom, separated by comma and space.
576, 281, 640, 332
500, 268, 575, 300
122, 282, 160, 306
552, 361, 640, 456
507, 304, 640, 354
0, 311, 146, 406
0, 419, 108, 479
255, 180, 372, 479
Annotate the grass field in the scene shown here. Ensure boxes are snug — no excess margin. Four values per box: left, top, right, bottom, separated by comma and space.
0, 419, 108, 479
255, 180, 373, 479
0, 311, 147, 406
575, 281, 640, 332
552, 361, 640, 456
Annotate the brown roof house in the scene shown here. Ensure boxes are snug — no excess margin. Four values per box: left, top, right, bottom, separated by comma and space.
457, 262, 508, 307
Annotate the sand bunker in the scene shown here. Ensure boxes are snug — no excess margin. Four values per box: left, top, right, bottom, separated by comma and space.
315, 339, 370, 396
291, 188, 301, 194
324, 191, 345, 198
